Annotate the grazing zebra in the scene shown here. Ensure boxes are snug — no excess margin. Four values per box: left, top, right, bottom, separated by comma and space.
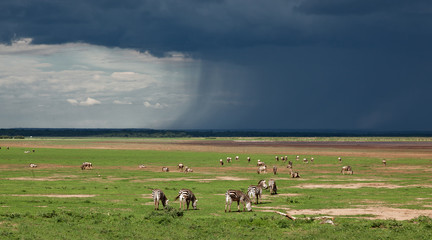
175, 189, 198, 210
273, 166, 277, 175
287, 161, 293, 169
162, 167, 169, 172
341, 166, 353, 175
247, 180, 268, 204
220, 159, 224, 166
225, 190, 252, 212
382, 159, 387, 166
152, 189, 169, 210
178, 163, 184, 171
29, 163, 38, 168
257, 160, 265, 166
247, 157, 251, 163
81, 162, 92, 170
290, 169, 301, 178
268, 179, 277, 195
257, 165, 267, 174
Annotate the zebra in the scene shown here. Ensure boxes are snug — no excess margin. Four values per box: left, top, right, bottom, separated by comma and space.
341, 166, 353, 175
268, 179, 277, 195
175, 189, 198, 210
162, 167, 169, 172
287, 161, 293, 169
152, 189, 169, 210
290, 169, 301, 178
257, 165, 267, 174
273, 165, 277, 175
225, 190, 252, 212
178, 163, 184, 171
257, 160, 265, 166
247, 180, 268, 204
81, 162, 92, 170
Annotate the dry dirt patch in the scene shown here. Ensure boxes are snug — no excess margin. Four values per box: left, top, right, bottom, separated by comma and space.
138, 176, 250, 182
286, 207, 432, 220
295, 183, 418, 189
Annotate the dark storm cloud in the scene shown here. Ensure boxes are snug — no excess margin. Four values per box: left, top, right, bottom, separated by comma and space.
2, 0, 432, 130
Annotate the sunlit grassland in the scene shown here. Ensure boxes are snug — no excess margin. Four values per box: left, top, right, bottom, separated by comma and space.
1, 140, 432, 239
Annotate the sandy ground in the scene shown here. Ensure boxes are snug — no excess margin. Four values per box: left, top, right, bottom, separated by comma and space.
256, 206, 432, 221
2, 138, 432, 220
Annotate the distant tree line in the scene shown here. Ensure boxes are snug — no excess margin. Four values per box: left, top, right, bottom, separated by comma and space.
0, 128, 432, 138
0, 135, 25, 139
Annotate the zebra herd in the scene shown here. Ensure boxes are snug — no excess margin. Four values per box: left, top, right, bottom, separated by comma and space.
218, 155, 363, 177
151, 179, 277, 212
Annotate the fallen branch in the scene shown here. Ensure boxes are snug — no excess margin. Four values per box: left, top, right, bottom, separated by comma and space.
274, 211, 335, 224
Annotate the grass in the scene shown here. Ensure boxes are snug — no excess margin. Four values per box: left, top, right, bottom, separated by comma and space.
0, 138, 432, 239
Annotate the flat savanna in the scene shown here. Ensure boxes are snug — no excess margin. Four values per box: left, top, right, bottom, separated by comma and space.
1, 137, 432, 239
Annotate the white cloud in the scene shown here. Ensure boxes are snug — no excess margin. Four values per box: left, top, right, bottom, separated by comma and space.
144, 101, 168, 109
67, 97, 101, 106
113, 100, 132, 105
0, 38, 200, 128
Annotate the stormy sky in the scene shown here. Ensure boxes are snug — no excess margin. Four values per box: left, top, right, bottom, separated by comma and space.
1, 0, 432, 130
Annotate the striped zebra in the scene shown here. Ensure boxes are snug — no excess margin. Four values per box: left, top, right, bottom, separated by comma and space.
81, 162, 92, 170
341, 166, 353, 175
287, 161, 293, 169
225, 190, 252, 212
152, 189, 169, 210
268, 179, 277, 195
175, 189, 198, 210
273, 166, 277, 175
247, 180, 268, 204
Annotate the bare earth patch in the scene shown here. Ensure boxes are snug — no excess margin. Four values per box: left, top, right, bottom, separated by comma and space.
285, 207, 432, 220
139, 176, 249, 182
294, 183, 432, 189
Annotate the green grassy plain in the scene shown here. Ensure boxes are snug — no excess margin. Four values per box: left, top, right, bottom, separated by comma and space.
1, 138, 432, 239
